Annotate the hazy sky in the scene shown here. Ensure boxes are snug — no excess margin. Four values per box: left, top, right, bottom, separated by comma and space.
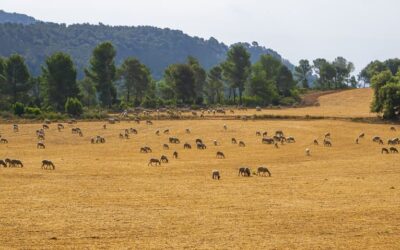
1, 0, 399, 72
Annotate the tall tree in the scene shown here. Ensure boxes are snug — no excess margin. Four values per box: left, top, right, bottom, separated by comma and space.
222, 44, 251, 104
332, 57, 354, 88
118, 57, 152, 104
187, 56, 206, 103
4, 54, 30, 103
294, 59, 312, 88
247, 55, 280, 105
313, 58, 336, 89
276, 65, 295, 97
85, 42, 117, 107
78, 78, 97, 107
384, 58, 400, 76
205, 65, 224, 104
42, 52, 79, 111
164, 64, 195, 104
359, 60, 388, 85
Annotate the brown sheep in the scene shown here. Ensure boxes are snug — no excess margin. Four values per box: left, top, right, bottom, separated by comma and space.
216, 151, 225, 159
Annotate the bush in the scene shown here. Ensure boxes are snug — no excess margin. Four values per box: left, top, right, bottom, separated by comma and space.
279, 97, 298, 106
65, 98, 83, 116
82, 108, 109, 120
25, 107, 41, 116
13, 102, 25, 116
242, 96, 264, 107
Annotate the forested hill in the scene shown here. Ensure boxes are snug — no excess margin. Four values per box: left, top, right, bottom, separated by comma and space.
0, 10, 36, 25
0, 10, 293, 79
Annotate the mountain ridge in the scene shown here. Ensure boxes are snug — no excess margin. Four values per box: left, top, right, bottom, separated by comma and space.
0, 10, 294, 79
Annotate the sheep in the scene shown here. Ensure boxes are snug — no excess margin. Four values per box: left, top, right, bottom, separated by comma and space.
212, 170, 220, 180
223, 124, 227, 131
390, 147, 398, 153
42, 160, 55, 170
160, 155, 169, 163
184, 143, 192, 149
173, 151, 178, 159
313, 139, 319, 145
148, 158, 161, 166
257, 166, 271, 177
216, 151, 225, 158
381, 148, 389, 154
306, 148, 310, 156
231, 138, 237, 144
37, 142, 45, 149
163, 144, 169, 150
238, 167, 251, 177
239, 141, 246, 147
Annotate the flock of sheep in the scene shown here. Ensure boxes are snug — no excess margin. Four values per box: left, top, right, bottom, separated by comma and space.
0, 115, 399, 180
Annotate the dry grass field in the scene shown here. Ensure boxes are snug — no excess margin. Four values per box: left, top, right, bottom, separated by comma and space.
1, 89, 399, 249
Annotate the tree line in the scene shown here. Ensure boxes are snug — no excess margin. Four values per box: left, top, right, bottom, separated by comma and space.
0, 41, 359, 117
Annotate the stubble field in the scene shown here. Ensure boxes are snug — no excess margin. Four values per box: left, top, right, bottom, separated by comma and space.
0, 89, 399, 249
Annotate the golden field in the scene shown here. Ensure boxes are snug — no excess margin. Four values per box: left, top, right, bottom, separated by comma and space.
0, 89, 399, 249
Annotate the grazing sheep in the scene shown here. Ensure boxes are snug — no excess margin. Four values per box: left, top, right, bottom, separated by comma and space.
140, 147, 152, 153
286, 136, 296, 143
197, 143, 207, 150
355, 138, 359, 144
223, 124, 227, 131
239, 141, 245, 147
262, 131, 268, 137
119, 133, 124, 139
238, 167, 251, 177
0, 138, 8, 144
164, 129, 170, 134
231, 138, 237, 144
306, 148, 310, 156
212, 170, 220, 180
382, 148, 389, 154
216, 151, 225, 158
256, 131, 261, 136
0, 160, 7, 168
213, 140, 218, 146
184, 143, 192, 149
103, 124, 107, 129
37, 134, 45, 141
323, 140, 332, 147
313, 139, 319, 145
390, 126, 396, 131
173, 151, 178, 159
325, 133, 331, 138
379, 139, 384, 145
262, 138, 275, 144
274, 143, 279, 148
390, 147, 399, 153
37, 142, 45, 149
372, 136, 381, 142
275, 130, 284, 137
359, 133, 365, 138
186, 128, 191, 134
155, 130, 160, 136
163, 144, 169, 150
257, 166, 271, 177
42, 160, 55, 170
148, 158, 161, 166
43, 124, 49, 130
146, 120, 153, 125
160, 155, 169, 163
169, 137, 180, 144
195, 139, 203, 144
6, 159, 23, 168
13, 124, 19, 132
130, 128, 138, 134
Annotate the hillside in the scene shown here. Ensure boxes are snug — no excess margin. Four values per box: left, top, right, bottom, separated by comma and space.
0, 10, 36, 25
0, 10, 293, 79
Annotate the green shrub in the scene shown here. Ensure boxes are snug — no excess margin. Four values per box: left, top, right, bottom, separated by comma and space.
65, 98, 83, 116
13, 102, 25, 116
242, 96, 264, 107
25, 107, 41, 116
279, 97, 298, 106
141, 96, 157, 108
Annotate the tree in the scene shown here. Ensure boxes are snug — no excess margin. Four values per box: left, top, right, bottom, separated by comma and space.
85, 42, 117, 107
41, 52, 79, 111
4, 54, 30, 103
164, 64, 196, 104
359, 60, 388, 85
332, 57, 354, 88
222, 44, 251, 104
78, 78, 97, 107
118, 57, 152, 105
384, 58, 400, 76
276, 65, 295, 97
247, 55, 280, 105
313, 58, 336, 89
205, 65, 224, 104
377, 82, 400, 119
187, 56, 206, 103
370, 70, 393, 113
294, 59, 312, 88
